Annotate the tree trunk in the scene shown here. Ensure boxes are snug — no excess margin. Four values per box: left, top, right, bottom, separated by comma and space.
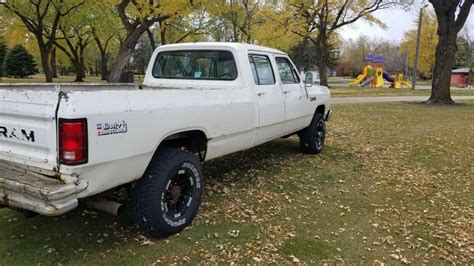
147, 29, 157, 50
38, 42, 53, 83
318, 60, 328, 87
159, 21, 167, 45
426, 19, 457, 104
73, 61, 85, 82
51, 48, 58, 78
108, 34, 140, 82
316, 34, 329, 87
232, 21, 239, 42
100, 53, 108, 80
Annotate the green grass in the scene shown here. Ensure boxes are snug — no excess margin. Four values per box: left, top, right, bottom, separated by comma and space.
330, 87, 474, 97
1, 101, 473, 264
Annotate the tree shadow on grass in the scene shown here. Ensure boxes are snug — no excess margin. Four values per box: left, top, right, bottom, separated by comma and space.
403, 101, 473, 107
0, 138, 305, 264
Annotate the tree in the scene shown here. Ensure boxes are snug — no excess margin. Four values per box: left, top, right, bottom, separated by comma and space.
427, 0, 473, 104
107, 0, 195, 82
210, 0, 262, 43
454, 31, 473, 69
290, 37, 340, 72
0, 0, 84, 82
55, 25, 92, 82
3, 44, 38, 78
340, 36, 378, 76
0, 39, 7, 78
273, 0, 395, 87
129, 35, 154, 74
400, 11, 438, 78
54, 2, 95, 82
89, 2, 122, 80
251, 3, 302, 51
158, 7, 211, 45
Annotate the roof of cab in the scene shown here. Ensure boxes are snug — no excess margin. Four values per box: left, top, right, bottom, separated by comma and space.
156, 42, 287, 55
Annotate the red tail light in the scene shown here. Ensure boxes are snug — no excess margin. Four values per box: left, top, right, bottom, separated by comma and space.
59, 118, 88, 165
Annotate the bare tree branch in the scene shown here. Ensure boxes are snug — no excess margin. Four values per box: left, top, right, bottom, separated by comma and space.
455, 0, 473, 33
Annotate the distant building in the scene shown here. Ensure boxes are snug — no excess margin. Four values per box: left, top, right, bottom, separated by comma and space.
451, 68, 473, 88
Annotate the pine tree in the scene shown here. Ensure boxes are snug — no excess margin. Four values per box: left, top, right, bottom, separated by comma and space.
3, 45, 38, 78
0, 40, 7, 78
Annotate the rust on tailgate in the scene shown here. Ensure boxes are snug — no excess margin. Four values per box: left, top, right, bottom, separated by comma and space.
0, 160, 87, 215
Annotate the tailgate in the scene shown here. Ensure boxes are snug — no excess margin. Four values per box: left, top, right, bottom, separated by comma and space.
0, 85, 60, 171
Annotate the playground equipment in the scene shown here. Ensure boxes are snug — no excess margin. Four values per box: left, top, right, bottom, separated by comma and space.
390, 73, 412, 89
349, 55, 411, 88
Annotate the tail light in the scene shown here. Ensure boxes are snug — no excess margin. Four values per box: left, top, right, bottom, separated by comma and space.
59, 118, 88, 165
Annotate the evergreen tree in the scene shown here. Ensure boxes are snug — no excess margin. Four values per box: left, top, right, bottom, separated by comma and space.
0, 40, 7, 78
3, 45, 38, 78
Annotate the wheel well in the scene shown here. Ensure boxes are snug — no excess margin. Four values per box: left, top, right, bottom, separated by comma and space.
158, 130, 208, 161
315, 105, 325, 116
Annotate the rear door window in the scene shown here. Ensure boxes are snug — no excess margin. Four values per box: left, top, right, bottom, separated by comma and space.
153, 50, 238, 80
248, 54, 276, 85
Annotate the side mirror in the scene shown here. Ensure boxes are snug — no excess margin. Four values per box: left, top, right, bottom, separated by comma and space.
304, 72, 313, 87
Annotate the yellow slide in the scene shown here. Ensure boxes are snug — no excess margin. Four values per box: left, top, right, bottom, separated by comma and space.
348, 66, 368, 87
349, 73, 366, 86
401, 81, 412, 88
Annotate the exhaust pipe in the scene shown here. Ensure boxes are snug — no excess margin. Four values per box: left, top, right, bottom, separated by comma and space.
86, 198, 124, 216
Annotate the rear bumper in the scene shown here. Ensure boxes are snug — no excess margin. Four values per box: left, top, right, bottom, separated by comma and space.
0, 161, 87, 216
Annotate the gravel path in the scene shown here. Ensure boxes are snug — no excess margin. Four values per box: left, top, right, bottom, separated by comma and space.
332, 96, 474, 104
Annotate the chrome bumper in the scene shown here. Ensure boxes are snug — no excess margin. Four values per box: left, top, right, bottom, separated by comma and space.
0, 161, 86, 216
325, 110, 332, 122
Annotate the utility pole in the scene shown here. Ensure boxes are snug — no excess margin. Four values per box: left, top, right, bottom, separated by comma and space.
412, 4, 428, 90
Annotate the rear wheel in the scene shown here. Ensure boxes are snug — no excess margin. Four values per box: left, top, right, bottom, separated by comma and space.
299, 113, 326, 154
130, 148, 203, 238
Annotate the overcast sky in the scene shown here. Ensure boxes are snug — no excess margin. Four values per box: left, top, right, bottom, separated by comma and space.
339, 0, 474, 42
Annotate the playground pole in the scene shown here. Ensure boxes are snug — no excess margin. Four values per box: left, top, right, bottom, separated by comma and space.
412, 5, 428, 90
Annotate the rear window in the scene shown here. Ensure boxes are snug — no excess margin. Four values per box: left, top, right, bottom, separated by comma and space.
152, 50, 238, 80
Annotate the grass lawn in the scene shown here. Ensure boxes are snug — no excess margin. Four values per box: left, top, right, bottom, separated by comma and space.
1, 101, 473, 264
330, 87, 474, 97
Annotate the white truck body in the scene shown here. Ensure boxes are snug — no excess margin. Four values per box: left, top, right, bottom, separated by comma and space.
0, 42, 330, 216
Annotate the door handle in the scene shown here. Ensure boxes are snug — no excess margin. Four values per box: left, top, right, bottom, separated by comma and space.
283, 91, 290, 94
257, 92, 266, 96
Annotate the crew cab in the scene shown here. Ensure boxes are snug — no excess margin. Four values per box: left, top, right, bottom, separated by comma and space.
0, 42, 331, 237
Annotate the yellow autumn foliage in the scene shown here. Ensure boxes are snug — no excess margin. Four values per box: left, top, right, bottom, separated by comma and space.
400, 10, 438, 78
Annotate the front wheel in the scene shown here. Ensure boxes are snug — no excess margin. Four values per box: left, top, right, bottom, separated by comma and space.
129, 148, 204, 238
299, 113, 326, 154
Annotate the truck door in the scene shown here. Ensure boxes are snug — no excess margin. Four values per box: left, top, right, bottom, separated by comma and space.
249, 54, 285, 144
275, 56, 311, 134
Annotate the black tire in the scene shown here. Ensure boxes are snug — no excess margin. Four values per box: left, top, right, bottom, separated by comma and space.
129, 148, 204, 238
299, 112, 326, 154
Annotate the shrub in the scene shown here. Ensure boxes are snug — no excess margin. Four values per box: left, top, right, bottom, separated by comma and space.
3, 45, 38, 78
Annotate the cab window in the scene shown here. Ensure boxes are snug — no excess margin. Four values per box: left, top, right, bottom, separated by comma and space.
153, 50, 238, 80
248, 54, 275, 85
276, 57, 300, 84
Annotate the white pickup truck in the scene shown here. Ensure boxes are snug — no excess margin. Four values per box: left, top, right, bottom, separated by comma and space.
0, 42, 331, 237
